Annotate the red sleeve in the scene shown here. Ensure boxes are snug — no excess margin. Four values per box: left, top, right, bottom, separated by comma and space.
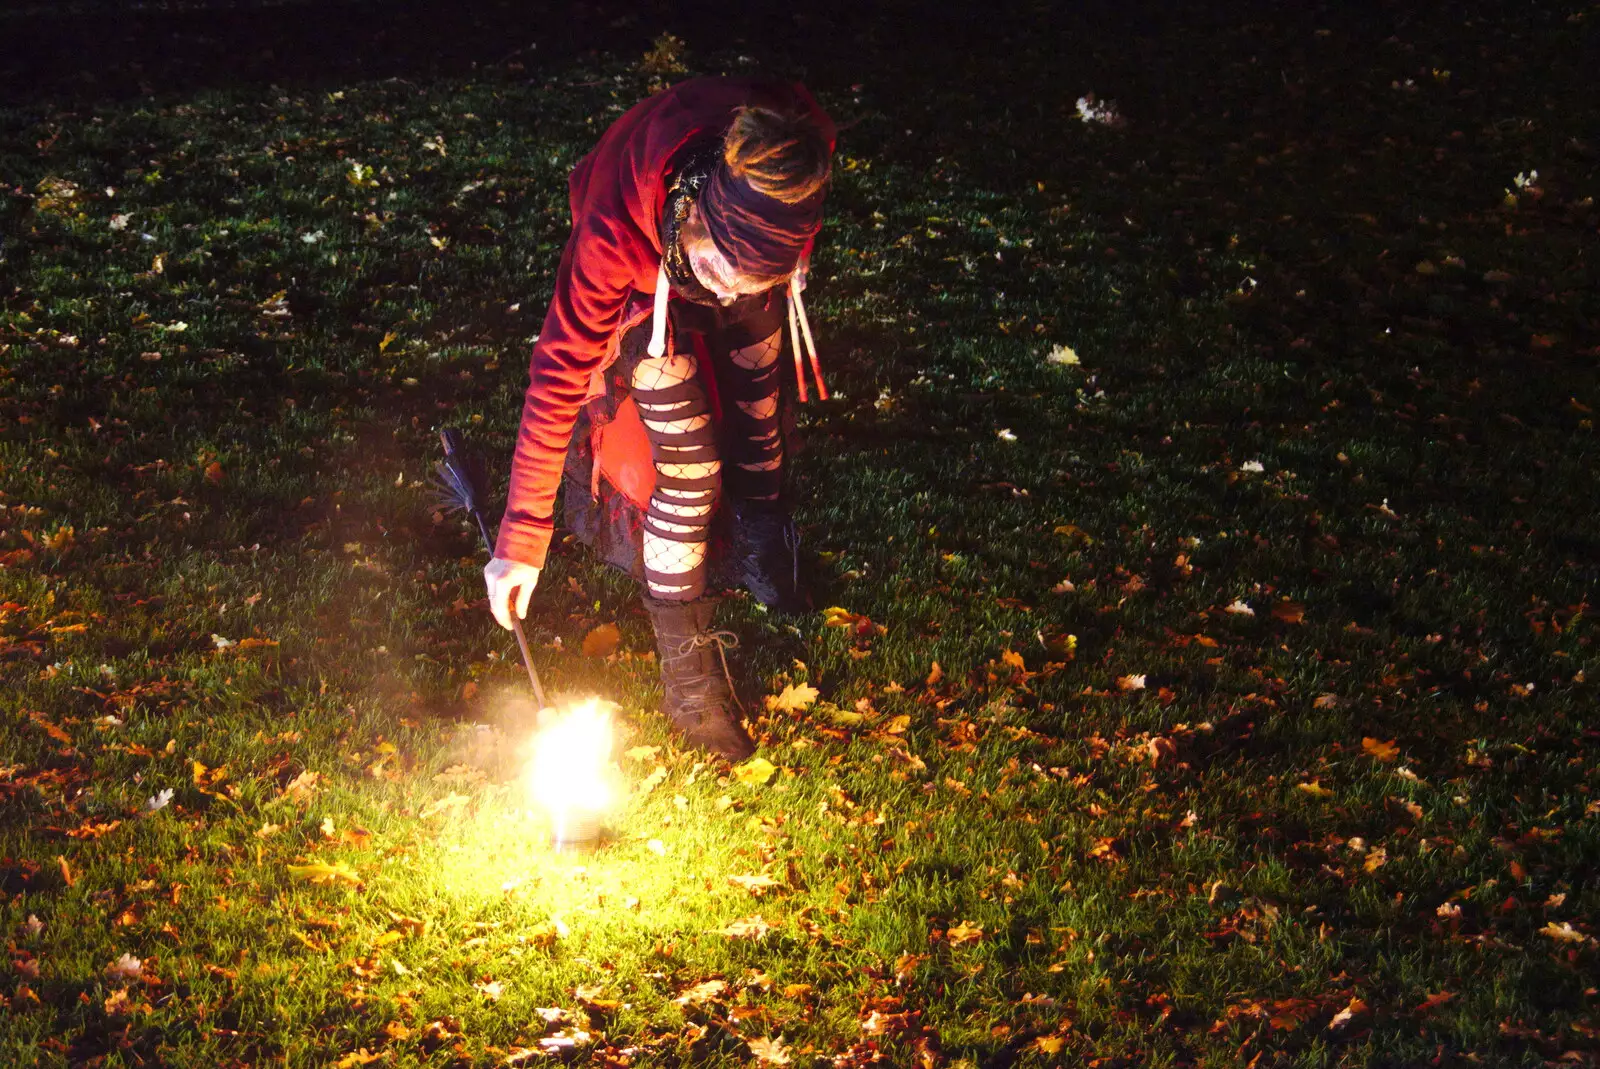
494, 214, 636, 567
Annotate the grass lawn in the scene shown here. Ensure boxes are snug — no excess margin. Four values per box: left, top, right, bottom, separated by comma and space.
2, 3, 1597, 1066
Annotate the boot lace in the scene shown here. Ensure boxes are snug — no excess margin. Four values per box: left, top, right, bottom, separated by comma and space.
664, 630, 744, 716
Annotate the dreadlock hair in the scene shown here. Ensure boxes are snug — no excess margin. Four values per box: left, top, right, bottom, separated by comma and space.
722, 106, 831, 205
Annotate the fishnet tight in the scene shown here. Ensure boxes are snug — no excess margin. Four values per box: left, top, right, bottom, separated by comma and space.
720, 331, 784, 502
635, 350, 718, 600
636, 330, 783, 600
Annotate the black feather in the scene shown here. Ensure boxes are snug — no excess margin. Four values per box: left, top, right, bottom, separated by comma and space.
433, 426, 548, 707
434, 428, 494, 549
433, 455, 482, 515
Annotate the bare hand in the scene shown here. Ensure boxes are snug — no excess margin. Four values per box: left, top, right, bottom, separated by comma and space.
484, 557, 541, 630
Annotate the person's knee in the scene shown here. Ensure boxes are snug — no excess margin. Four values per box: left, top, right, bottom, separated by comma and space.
633, 353, 698, 389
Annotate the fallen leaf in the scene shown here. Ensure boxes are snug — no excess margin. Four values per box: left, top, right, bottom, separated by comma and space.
722, 914, 774, 939
1271, 601, 1306, 624
728, 873, 783, 896
1540, 921, 1588, 944
581, 623, 621, 658
765, 683, 819, 714
1035, 1036, 1066, 1054
103, 953, 143, 983
334, 1050, 384, 1068
893, 953, 926, 983
419, 793, 470, 818
822, 606, 878, 636
286, 860, 361, 887
1362, 737, 1400, 763
734, 757, 777, 787
636, 765, 668, 795
1415, 990, 1456, 1014
926, 661, 944, 686
946, 921, 983, 946
282, 770, 320, 799
234, 637, 278, 651
474, 980, 504, 1001
623, 745, 660, 762
1117, 674, 1147, 692
673, 979, 727, 1005
1297, 780, 1333, 798
748, 1036, 793, 1065
1147, 736, 1177, 766
1328, 997, 1369, 1030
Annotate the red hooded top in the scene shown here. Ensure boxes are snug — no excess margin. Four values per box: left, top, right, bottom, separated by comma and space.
494, 77, 836, 567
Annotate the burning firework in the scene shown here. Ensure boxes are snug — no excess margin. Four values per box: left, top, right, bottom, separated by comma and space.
525, 699, 619, 848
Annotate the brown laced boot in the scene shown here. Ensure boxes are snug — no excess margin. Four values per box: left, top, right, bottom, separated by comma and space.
642, 595, 755, 760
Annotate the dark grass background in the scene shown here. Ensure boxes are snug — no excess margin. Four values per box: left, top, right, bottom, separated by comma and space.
2, 0, 1598, 1066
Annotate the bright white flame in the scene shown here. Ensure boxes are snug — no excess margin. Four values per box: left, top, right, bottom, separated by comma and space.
526, 699, 614, 840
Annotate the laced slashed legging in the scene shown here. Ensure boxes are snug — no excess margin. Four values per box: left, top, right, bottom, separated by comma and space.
634, 328, 784, 601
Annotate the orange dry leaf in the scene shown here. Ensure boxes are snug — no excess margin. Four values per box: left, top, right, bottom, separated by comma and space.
419, 793, 470, 818
282, 770, 320, 799
581, 623, 621, 658
747, 1036, 792, 1065
673, 979, 727, 1005
728, 873, 783, 895
1271, 601, 1306, 624
1328, 997, 1369, 1030
946, 921, 983, 946
1415, 991, 1456, 1014
892, 953, 926, 983
764, 683, 818, 714
721, 914, 774, 939
823, 606, 880, 637
286, 860, 361, 887
926, 661, 944, 686
1362, 737, 1400, 763
29, 712, 73, 744
1088, 837, 1121, 862
733, 758, 777, 787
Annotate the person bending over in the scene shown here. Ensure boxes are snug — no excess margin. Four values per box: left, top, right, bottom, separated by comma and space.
483, 77, 835, 759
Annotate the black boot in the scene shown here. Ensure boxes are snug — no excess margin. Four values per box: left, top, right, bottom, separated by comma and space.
642, 595, 756, 760
729, 499, 808, 615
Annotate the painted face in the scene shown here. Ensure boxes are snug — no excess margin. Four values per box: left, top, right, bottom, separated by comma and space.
682, 201, 778, 306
